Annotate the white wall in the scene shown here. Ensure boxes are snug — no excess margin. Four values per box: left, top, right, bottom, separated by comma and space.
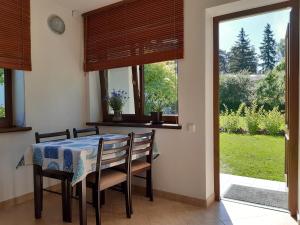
90, 0, 296, 202
0, 0, 85, 202
88, 0, 238, 201
2, 0, 295, 205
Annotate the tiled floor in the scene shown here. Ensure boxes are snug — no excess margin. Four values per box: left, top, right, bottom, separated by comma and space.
220, 173, 288, 196
0, 190, 297, 225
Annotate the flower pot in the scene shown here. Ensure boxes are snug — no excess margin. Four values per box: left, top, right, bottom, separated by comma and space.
151, 112, 163, 124
113, 111, 123, 122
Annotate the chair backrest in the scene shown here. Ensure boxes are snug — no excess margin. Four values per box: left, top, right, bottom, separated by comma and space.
73, 126, 99, 138
35, 129, 71, 144
133, 130, 156, 164
95, 134, 133, 186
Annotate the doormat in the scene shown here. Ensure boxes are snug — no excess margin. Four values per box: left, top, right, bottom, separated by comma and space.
223, 184, 288, 210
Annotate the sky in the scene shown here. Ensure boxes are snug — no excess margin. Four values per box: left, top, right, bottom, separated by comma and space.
219, 9, 291, 53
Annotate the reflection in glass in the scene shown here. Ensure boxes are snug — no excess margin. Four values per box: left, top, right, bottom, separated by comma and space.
0, 68, 5, 118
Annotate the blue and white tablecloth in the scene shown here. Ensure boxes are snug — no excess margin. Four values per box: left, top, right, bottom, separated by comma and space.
17, 134, 152, 186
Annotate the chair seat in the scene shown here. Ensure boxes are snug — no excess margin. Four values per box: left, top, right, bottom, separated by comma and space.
87, 169, 127, 191
131, 160, 151, 175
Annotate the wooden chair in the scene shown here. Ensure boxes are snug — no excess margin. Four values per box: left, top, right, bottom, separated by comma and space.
131, 130, 156, 206
35, 129, 73, 222
86, 134, 133, 225
73, 126, 99, 138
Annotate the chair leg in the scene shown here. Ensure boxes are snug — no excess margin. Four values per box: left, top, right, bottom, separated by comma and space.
123, 182, 131, 219
76, 183, 80, 197
100, 191, 105, 206
40, 175, 43, 211
92, 187, 98, 208
146, 170, 153, 201
130, 185, 133, 215
95, 190, 101, 225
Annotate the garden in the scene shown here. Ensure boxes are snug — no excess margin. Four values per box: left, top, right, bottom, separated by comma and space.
220, 70, 286, 182
219, 24, 286, 182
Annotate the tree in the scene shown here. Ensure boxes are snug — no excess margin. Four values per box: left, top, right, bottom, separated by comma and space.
256, 70, 285, 111
276, 38, 285, 62
219, 72, 254, 112
219, 50, 229, 74
260, 24, 277, 73
144, 62, 178, 115
228, 28, 258, 74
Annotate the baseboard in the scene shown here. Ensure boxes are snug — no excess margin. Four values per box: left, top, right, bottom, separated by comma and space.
0, 184, 215, 209
206, 193, 216, 207
0, 184, 60, 209
132, 185, 215, 208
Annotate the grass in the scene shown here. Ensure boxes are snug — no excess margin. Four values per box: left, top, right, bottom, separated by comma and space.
220, 133, 285, 182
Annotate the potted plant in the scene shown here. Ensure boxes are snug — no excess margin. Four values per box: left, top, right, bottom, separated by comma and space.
146, 92, 167, 124
106, 89, 129, 122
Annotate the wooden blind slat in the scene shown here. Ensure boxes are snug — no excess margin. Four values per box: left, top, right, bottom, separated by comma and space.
0, 0, 31, 71
83, 0, 184, 72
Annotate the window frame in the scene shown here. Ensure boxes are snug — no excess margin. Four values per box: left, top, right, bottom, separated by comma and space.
100, 64, 179, 124
0, 69, 13, 128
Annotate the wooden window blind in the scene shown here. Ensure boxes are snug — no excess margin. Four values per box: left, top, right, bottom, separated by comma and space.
0, 0, 31, 71
83, 0, 184, 72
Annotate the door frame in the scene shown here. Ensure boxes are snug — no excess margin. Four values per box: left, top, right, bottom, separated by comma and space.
213, 0, 299, 216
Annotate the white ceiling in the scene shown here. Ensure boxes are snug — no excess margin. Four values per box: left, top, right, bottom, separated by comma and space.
54, 0, 122, 14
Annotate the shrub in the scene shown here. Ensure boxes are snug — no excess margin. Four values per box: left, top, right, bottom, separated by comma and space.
256, 70, 285, 111
221, 103, 245, 133
275, 60, 285, 72
144, 61, 178, 115
244, 102, 264, 135
0, 68, 4, 85
219, 72, 254, 112
263, 107, 284, 135
0, 106, 4, 118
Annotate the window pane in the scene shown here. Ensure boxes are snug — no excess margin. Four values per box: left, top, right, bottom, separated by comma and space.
107, 67, 135, 114
0, 68, 5, 118
144, 61, 178, 115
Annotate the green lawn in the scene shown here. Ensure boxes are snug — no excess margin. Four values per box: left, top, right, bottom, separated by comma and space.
220, 133, 285, 182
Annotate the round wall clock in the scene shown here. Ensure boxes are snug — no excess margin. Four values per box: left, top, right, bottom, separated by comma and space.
48, 15, 65, 35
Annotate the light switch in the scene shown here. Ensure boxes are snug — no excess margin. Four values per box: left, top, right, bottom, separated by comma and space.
187, 123, 196, 133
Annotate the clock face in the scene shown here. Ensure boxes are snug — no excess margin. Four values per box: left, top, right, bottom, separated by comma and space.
48, 15, 65, 35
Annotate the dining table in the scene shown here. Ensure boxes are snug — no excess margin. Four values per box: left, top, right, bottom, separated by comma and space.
17, 133, 158, 225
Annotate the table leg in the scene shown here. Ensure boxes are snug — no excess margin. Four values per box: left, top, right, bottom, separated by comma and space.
33, 165, 42, 219
78, 178, 87, 225
61, 179, 72, 223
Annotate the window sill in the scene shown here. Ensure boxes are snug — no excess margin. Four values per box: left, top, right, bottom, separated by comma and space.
0, 126, 32, 134
87, 122, 182, 130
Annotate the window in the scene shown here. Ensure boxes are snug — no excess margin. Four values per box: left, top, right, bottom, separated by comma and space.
143, 61, 179, 116
0, 68, 12, 128
100, 61, 179, 124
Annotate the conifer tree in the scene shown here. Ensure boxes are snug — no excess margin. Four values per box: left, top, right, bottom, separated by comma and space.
228, 28, 257, 74
260, 23, 277, 73
219, 49, 229, 74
